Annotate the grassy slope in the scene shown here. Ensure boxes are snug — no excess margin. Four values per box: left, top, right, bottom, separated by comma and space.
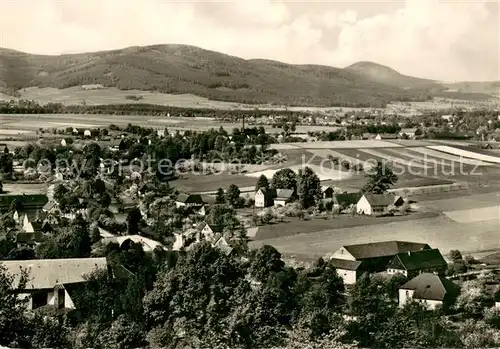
0, 45, 440, 107
345, 61, 441, 90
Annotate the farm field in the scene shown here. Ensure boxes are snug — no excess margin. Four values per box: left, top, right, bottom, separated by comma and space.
419, 191, 500, 212
407, 147, 486, 166
175, 140, 500, 193
271, 140, 402, 150
4, 87, 354, 113
2, 182, 47, 195
0, 113, 339, 135
429, 145, 500, 165
253, 211, 439, 240
250, 214, 500, 260
443, 206, 500, 223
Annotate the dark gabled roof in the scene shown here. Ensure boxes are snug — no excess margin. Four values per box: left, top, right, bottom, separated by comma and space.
139, 225, 160, 239
31, 222, 44, 232
213, 236, 234, 256
196, 222, 222, 234
257, 188, 275, 199
400, 273, 460, 301
363, 193, 396, 207
43, 201, 57, 211
333, 192, 362, 206
343, 241, 431, 260
329, 258, 363, 271
321, 186, 334, 193
176, 193, 204, 204
275, 189, 294, 200
387, 249, 447, 271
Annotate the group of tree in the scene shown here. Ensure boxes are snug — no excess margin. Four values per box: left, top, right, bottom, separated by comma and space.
4, 241, 500, 348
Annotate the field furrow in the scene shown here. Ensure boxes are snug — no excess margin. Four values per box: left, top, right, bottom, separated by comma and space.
428, 145, 500, 165
359, 148, 431, 169
411, 147, 488, 166
307, 149, 373, 169
383, 147, 455, 167
294, 140, 402, 149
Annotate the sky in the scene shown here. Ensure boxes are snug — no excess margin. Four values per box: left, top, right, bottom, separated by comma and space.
0, 0, 499, 82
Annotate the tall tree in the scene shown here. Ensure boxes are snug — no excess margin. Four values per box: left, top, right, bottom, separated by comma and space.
362, 160, 398, 194
127, 207, 143, 235
271, 168, 297, 191
297, 167, 321, 208
215, 188, 225, 204
255, 174, 270, 191
225, 184, 241, 207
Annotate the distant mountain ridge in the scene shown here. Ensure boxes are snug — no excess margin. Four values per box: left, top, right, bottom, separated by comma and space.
0, 44, 496, 107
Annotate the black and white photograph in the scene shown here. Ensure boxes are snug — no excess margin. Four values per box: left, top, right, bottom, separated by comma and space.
0, 0, 499, 348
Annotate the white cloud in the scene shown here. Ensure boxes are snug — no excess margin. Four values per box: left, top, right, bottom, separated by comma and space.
0, 0, 497, 81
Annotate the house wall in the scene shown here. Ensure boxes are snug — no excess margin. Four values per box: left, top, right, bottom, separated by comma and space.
254, 192, 266, 208
47, 289, 75, 309
398, 289, 442, 310
399, 288, 415, 307
18, 288, 75, 310
388, 268, 408, 277
389, 267, 445, 279
416, 298, 442, 310
331, 247, 356, 261
201, 225, 214, 240
356, 196, 372, 215
274, 199, 287, 207
337, 269, 358, 285
176, 202, 186, 208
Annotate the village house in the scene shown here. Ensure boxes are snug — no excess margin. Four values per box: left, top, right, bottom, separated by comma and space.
399, 273, 460, 310
254, 188, 275, 208
375, 133, 398, 140
175, 193, 204, 208
356, 193, 403, 216
42, 200, 59, 214
0, 258, 108, 312
60, 139, 67, 147
386, 249, 448, 278
157, 128, 166, 138
321, 185, 335, 199
212, 236, 235, 256
328, 241, 431, 285
274, 189, 294, 206
195, 222, 220, 242
399, 128, 418, 139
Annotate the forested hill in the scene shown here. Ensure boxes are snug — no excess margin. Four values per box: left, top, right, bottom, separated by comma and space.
0, 44, 494, 107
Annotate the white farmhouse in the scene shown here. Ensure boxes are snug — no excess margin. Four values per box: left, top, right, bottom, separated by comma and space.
356, 193, 400, 216
399, 273, 460, 310
254, 188, 274, 208
273, 189, 294, 207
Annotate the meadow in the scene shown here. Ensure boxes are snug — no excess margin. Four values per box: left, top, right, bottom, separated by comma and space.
175, 139, 500, 193
250, 211, 500, 261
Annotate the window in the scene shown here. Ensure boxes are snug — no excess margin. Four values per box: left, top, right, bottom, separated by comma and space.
57, 289, 65, 309
31, 291, 48, 309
